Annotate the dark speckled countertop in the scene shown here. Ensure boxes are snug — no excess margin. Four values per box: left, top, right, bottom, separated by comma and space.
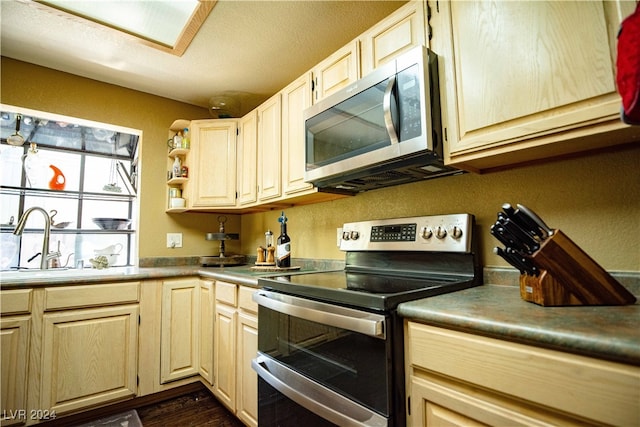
0, 261, 342, 289
2, 262, 638, 368
398, 284, 640, 366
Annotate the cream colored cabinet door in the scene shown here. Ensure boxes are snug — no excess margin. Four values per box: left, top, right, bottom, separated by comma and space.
213, 302, 237, 411
237, 110, 258, 206
312, 41, 360, 103
406, 322, 640, 427
257, 93, 282, 201
360, 0, 427, 76
1, 316, 30, 426
187, 119, 237, 207
161, 278, 200, 383
213, 280, 238, 411
236, 286, 258, 427
198, 280, 215, 385
282, 73, 314, 196
40, 305, 138, 415
433, 0, 638, 171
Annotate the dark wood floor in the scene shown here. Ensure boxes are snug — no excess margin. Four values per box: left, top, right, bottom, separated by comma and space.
40, 384, 246, 427
136, 388, 245, 427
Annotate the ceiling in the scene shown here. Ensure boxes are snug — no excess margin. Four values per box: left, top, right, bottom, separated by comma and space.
1, 0, 407, 117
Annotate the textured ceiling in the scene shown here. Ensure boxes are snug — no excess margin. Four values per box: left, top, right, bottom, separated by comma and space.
0, 0, 407, 116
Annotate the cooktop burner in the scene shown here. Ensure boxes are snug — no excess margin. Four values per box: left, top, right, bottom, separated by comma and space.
260, 270, 476, 312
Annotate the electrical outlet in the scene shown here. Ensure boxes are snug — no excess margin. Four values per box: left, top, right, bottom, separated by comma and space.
167, 233, 183, 248
336, 228, 343, 247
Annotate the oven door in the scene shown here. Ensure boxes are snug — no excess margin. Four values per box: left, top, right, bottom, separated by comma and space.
253, 290, 391, 426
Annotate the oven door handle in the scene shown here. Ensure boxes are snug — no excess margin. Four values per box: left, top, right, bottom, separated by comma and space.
253, 290, 386, 339
252, 353, 388, 427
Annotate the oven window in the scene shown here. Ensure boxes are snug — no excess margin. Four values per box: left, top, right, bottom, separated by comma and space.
258, 305, 390, 416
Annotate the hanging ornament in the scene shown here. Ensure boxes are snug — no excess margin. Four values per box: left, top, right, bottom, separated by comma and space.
103, 158, 122, 192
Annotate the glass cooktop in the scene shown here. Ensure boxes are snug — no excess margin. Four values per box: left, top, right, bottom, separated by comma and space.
258, 270, 476, 312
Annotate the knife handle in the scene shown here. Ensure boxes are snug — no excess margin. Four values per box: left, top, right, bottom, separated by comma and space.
516, 204, 553, 239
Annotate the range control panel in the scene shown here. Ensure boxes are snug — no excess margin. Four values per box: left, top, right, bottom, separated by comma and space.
340, 214, 473, 253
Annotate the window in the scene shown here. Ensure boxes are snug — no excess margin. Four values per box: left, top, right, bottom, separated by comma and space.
0, 106, 140, 270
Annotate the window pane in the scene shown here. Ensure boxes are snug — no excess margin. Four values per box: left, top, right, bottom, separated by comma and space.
0, 233, 20, 270
0, 144, 25, 187
83, 199, 131, 229
78, 234, 131, 267
0, 194, 20, 226
83, 156, 132, 194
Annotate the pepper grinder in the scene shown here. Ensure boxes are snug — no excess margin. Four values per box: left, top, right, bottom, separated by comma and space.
265, 230, 273, 263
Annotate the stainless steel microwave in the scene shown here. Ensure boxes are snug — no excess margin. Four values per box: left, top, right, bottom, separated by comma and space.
303, 45, 462, 193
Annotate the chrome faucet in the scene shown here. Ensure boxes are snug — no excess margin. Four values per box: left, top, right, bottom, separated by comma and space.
13, 207, 60, 269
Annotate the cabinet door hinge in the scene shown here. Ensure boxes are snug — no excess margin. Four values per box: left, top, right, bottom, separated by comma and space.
138, 314, 141, 325
137, 375, 140, 386
236, 128, 239, 136
444, 127, 448, 142
407, 396, 411, 415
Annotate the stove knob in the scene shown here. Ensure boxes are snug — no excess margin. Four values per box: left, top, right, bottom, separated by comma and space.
435, 226, 447, 239
451, 226, 463, 239
342, 231, 351, 241
420, 226, 433, 239
350, 231, 360, 240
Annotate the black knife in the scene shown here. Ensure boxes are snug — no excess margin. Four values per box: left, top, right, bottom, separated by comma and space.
501, 203, 516, 217
493, 219, 538, 254
490, 224, 527, 253
505, 246, 539, 276
494, 247, 539, 276
516, 204, 554, 239
501, 218, 540, 253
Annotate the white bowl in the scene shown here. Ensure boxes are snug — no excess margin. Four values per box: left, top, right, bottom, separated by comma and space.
170, 197, 186, 208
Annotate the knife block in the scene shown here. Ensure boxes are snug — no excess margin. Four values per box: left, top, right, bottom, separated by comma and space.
519, 230, 636, 306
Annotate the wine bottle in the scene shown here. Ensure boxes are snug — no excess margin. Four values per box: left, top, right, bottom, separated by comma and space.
276, 211, 291, 268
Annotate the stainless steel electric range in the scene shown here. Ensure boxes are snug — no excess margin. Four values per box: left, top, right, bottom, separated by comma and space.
253, 214, 482, 427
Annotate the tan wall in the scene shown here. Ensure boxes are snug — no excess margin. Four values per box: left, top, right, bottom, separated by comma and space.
3, 57, 639, 272
241, 145, 640, 273
1, 58, 241, 259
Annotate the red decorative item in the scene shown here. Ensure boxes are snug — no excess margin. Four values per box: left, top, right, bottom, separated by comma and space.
616, 3, 640, 125
49, 164, 66, 190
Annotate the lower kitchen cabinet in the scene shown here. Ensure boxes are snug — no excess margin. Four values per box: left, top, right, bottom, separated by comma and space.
198, 279, 215, 385
213, 281, 238, 410
1, 289, 32, 426
236, 286, 258, 427
160, 278, 200, 383
39, 283, 140, 416
213, 281, 258, 427
405, 321, 640, 426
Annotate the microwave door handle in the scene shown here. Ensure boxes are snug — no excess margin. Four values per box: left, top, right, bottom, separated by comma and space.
383, 75, 399, 144
252, 354, 387, 427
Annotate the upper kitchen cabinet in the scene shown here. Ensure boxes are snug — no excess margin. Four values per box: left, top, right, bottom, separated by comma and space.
432, 0, 640, 172
312, 41, 361, 103
257, 94, 282, 202
282, 73, 314, 195
360, 0, 427, 76
237, 110, 258, 206
186, 119, 238, 208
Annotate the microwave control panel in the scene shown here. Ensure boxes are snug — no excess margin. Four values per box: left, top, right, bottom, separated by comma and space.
340, 214, 473, 253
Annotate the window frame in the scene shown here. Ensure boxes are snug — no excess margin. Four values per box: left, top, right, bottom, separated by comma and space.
0, 105, 141, 270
